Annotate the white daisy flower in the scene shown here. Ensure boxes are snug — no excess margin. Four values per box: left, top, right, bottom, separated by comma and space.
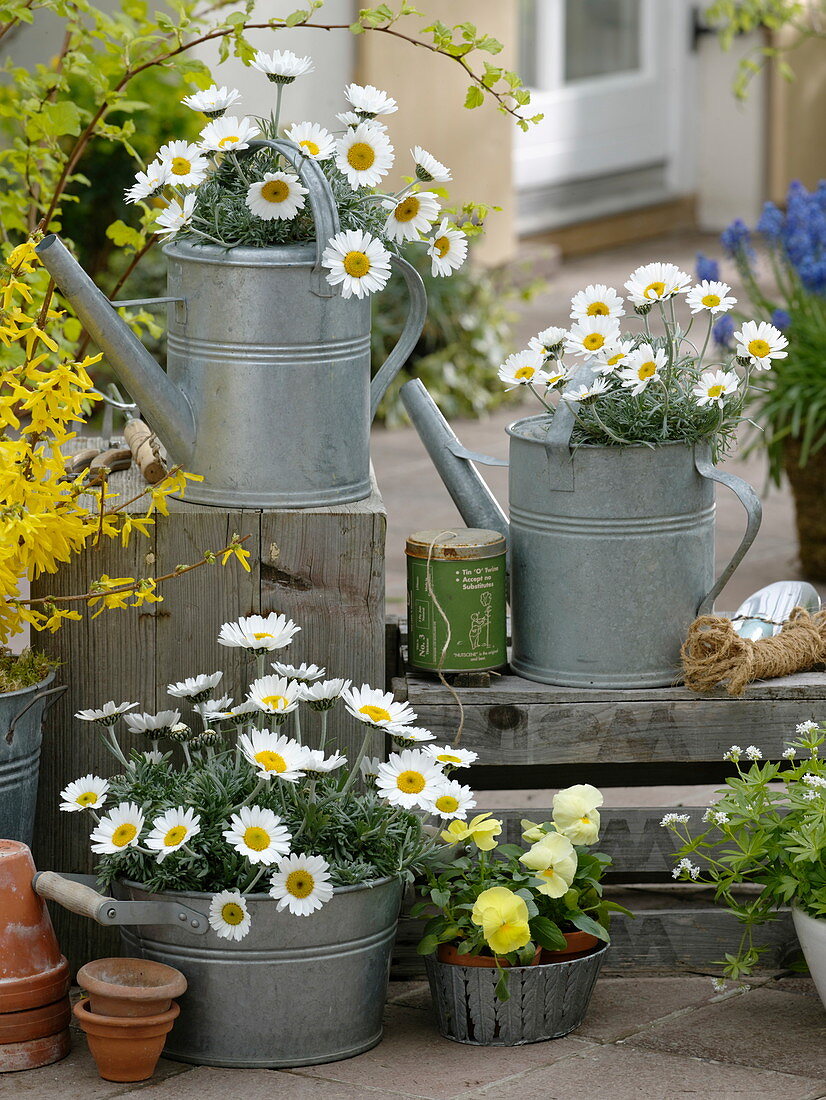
271, 661, 325, 684
375, 749, 447, 809
284, 121, 336, 161
245, 171, 308, 222
335, 110, 388, 132
222, 805, 291, 865
321, 229, 392, 300
389, 725, 436, 746
425, 745, 478, 769
693, 369, 739, 408
383, 190, 440, 243
269, 852, 334, 916
624, 262, 691, 306
529, 326, 567, 359
90, 802, 145, 854
157, 141, 209, 188
155, 193, 197, 239
238, 728, 308, 782
344, 82, 398, 118
342, 684, 417, 729
426, 218, 468, 278
359, 756, 382, 783
411, 145, 451, 183
182, 85, 242, 117
570, 283, 625, 321
297, 678, 351, 711
208, 890, 251, 941
619, 344, 667, 395
142, 749, 165, 764
335, 122, 394, 189
145, 806, 201, 863
218, 613, 301, 654
560, 378, 611, 403
59, 774, 109, 813
544, 364, 569, 388
498, 349, 549, 389
75, 700, 138, 727
195, 697, 235, 724
250, 48, 314, 84
123, 710, 181, 736
734, 320, 788, 370
199, 115, 260, 153
124, 159, 171, 204
303, 749, 347, 775
248, 674, 301, 717
594, 337, 634, 375
167, 671, 223, 701
564, 315, 621, 358
685, 280, 737, 315
426, 780, 477, 820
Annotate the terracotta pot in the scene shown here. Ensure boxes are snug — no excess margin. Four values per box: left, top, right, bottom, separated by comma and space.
437, 943, 542, 968
0, 1028, 70, 1072
540, 930, 600, 964
0, 840, 69, 1013
0, 997, 71, 1043
73, 998, 180, 1082
783, 440, 826, 581
77, 958, 187, 1018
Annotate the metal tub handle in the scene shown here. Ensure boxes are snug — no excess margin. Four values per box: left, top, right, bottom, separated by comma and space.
6, 684, 67, 746
33, 871, 209, 934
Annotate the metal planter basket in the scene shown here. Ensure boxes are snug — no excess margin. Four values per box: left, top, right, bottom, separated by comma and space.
0, 674, 65, 845
425, 945, 607, 1046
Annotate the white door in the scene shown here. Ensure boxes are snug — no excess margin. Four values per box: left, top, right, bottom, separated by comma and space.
515, 0, 695, 233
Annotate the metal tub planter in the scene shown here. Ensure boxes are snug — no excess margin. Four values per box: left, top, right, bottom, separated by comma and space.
35, 871, 402, 1067
0, 675, 65, 845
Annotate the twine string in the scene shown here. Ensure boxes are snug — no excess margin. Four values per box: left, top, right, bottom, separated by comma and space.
423, 529, 465, 745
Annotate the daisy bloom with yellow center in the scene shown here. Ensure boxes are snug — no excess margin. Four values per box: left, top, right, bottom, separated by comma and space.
145, 806, 201, 863
529, 326, 567, 360
564, 315, 621, 358
59, 774, 109, 813
520, 832, 578, 898
248, 674, 301, 718
383, 190, 441, 243
734, 320, 788, 370
389, 725, 436, 747
245, 171, 308, 222
222, 805, 291, 866
124, 159, 171, 204
619, 344, 667, 395
426, 779, 477, 820
208, 890, 251, 941
594, 337, 634, 375
284, 121, 336, 161
90, 801, 145, 855
342, 683, 417, 729
182, 84, 241, 118
470, 886, 532, 956
441, 811, 503, 851
560, 378, 611, 404
157, 140, 208, 188
322, 229, 392, 300
498, 349, 550, 390
335, 122, 394, 189
218, 613, 301, 653
426, 218, 468, 278
250, 48, 314, 84
269, 852, 334, 916
375, 749, 447, 809
155, 193, 197, 239
552, 783, 604, 845
685, 280, 736, 315
425, 744, 478, 769
624, 262, 691, 306
199, 116, 260, 153
344, 82, 398, 118
570, 283, 625, 321
271, 661, 325, 684
693, 368, 739, 408
411, 145, 451, 183
238, 728, 309, 783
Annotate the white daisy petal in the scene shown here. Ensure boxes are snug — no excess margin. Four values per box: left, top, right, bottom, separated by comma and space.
425, 779, 477, 820
208, 890, 251, 940
250, 48, 314, 84
335, 122, 394, 189
570, 283, 625, 322
89, 801, 144, 854
124, 159, 171, 204
344, 83, 397, 118
182, 85, 242, 117
247, 674, 301, 717
75, 700, 139, 726
245, 171, 308, 222
155, 193, 197, 239
269, 852, 334, 916
685, 280, 737, 315
426, 218, 467, 278
498, 349, 550, 390
297, 678, 351, 710
341, 684, 416, 729
166, 671, 223, 700
145, 806, 201, 863
692, 369, 739, 407
284, 121, 336, 161
382, 190, 441, 243
238, 728, 309, 782
199, 116, 260, 153
618, 344, 668, 395
321, 229, 392, 300
528, 326, 567, 359
411, 145, 451, 183
123, 710, 181, 736
424, 745, 478, 769
222, 805, 291, 865
218, 613, 300, 653
157, 141, 209, 189
271, 661, 325, 684
733, 320, 788, 370
624, 262, 691, 306
375, 748, 446, 809
563, 315, 621, 358
59, 774, 109, 813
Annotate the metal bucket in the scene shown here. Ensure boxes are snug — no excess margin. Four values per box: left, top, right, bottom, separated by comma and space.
508, 413, 762, 688
0, 675, 65, 845
425, 945, 607, 1045
116, 876, 403, 1067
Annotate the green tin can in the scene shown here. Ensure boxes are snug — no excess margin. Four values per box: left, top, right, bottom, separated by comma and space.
406, 528, 507, 673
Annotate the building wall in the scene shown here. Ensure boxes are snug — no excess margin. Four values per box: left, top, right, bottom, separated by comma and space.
768, 29, 826, 201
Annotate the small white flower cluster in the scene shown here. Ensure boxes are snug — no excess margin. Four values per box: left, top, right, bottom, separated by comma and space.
802, 773, 826, 788
672, 857, 701, 881
782, 747, 798, 760
660, 813, 690, 828
702, 808, 730, 827
797, 720, 819, 735
723, 745, 743, 763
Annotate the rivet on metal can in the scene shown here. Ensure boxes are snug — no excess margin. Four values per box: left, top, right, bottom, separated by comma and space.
406, 528, 507, 674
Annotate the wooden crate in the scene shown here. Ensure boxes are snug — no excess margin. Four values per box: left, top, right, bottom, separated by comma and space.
31, 443, 386, 969
389, 622, 824, 973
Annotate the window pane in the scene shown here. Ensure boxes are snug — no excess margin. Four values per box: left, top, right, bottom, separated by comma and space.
564, 0, 641, 83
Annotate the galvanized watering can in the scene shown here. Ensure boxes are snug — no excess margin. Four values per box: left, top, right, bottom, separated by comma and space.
402, 375, 763, 688
36, 139, 427, 509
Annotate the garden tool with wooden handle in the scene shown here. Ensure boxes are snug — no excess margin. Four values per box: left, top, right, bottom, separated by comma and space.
97, 385, 168, 484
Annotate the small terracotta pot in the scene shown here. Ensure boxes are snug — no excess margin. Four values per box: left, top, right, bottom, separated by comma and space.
540, 931, 600, 964
437, 943, 542, 968
77, 958, 187, 1018
73, 998, 180, 1082
0, 997, 71, 1043
0, 1028, 70, 1072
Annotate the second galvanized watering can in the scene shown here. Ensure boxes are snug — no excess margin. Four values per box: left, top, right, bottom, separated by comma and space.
402, 375, 763, 688
36, 140, 427, 509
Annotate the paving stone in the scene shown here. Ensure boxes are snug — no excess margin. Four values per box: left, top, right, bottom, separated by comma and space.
288, 1004, 591, 1100
770, 975, 822, 1000
454, 1044, 826, 1100
115, 1066, 413, 1100
575, 976, 719, 1042
387, 981, 431, 1008
625, 986, 826, 1080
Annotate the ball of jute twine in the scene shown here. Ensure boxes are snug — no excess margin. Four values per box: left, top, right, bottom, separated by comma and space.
681, 606, 826, 696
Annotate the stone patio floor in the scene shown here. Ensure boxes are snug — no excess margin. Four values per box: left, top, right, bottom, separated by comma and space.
14, 974, 826, 1099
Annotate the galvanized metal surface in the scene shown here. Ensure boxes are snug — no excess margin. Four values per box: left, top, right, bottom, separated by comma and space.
0, 675, 62, 846
37, 139, 427, 509
425, 946, 606, 1045
33, 872, 209, 934
116, 876, 403, 1068
732, 580, 822, 640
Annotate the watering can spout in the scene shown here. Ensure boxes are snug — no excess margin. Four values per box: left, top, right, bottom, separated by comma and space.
400, 379, 509, 542
35, 234, 196, 466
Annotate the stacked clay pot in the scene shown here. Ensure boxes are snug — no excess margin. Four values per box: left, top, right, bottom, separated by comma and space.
0, 841, 71, 1071
74, 957, 186, 1082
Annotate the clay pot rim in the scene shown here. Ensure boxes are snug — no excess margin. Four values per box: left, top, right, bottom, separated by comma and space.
437, 943, 542, 968
77, 959, 186, 1002
0, 959, 69, 1012
0, 997, 70, 1043
73, 998, 180, 1031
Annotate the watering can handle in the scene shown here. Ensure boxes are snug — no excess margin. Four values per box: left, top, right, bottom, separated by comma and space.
370, 256, 427, 419
33, 871, 209, 933
695, 449, 762, 615
246, 139, 340, 297
543, 361, 599, 491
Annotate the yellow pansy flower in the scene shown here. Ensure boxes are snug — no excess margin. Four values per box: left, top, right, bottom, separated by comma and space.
441, 811, 503, 851
519, 832, 578, 898
552, 783, 604, 845
470, 887, 531, 956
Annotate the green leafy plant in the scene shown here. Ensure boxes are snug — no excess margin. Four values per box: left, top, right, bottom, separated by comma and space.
704, 1, 821, 96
